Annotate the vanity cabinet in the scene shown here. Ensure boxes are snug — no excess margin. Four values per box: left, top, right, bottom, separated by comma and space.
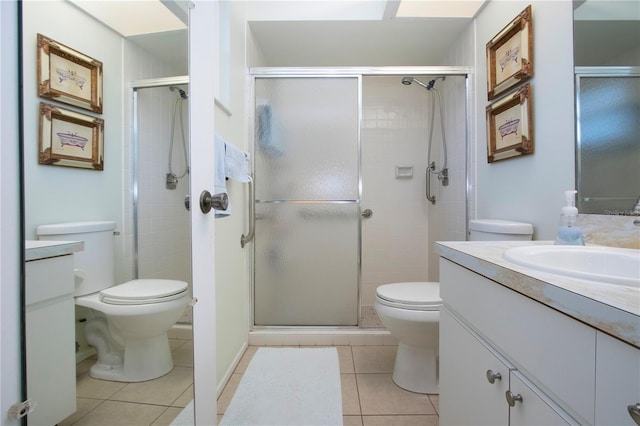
439, 258, 595, 425
595, 331, 640, 425
441, 308, 572, 425
25, 247, 78, 426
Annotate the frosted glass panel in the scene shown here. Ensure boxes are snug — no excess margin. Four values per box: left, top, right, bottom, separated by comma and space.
254, 202, 359, 326
577, 76, 640, 214
254, 77, 359, 201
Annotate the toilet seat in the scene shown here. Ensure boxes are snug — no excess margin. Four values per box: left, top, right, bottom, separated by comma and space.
376, 282, 441, 311
100, 279, 188, 305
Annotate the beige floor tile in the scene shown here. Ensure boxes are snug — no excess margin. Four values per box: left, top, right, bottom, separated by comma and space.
357, 374, 436, 415
172, 385, 194, 407
217, 373, 242, 414
428, 394, 439, 414
59, 397, 103, 426
71, 400, 166, 426
344, 415, 364, 425
337, 346, 355, 373
362, 415, 439, 425
352, 346, 397, 373
341, 373, 361, 416
234, 346, 258, 373
172, 341, 194, 367
109, 366, 194, 406
169, 339, 185, 351
151, 407, 184, 426
76, 373, 128, 400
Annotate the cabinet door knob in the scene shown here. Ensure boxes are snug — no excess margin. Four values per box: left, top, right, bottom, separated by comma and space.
486, 369, 502, 384
506, 390, 523, 407
628, 403, 640, 425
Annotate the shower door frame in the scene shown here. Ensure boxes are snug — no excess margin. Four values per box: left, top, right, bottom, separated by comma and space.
131, 76, 189, 279
248, 66, 473, 330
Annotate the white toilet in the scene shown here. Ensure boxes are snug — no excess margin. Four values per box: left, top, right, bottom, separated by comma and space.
37, 221, 191, 382
375, 219, 533, 394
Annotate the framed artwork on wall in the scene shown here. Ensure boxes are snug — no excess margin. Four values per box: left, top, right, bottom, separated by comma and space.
486, 83, 533, 163
486, 5, 533, 100
37, 34, 103, 113
39, 102, 104, 170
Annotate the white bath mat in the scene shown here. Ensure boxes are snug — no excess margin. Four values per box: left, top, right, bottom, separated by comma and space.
220, 347, 343, 426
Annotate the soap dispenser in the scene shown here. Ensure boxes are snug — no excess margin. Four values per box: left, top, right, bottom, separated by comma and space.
555, 190, 585, 245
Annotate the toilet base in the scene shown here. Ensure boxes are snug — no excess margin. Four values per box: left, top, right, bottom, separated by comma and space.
89, 333, 173, 382
392, 343, 438, 394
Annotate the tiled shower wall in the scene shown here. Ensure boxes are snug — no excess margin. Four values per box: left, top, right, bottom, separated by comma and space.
121, 42, 192, 302
360, 76, 467, 308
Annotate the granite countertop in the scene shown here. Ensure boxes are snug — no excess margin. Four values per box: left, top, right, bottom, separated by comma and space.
25, 240, 84, 262
436, 240, 640, 349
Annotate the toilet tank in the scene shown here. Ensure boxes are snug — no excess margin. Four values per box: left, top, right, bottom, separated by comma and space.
37, 221, 116, 296
469, 219, 533, 241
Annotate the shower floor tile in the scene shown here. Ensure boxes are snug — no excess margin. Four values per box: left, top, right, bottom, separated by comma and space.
361, 305, 384, 328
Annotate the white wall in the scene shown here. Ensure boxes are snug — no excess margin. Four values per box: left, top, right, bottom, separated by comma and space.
1, 1, 23, 424
22, 0, 124, 250
473, 1, 575, 239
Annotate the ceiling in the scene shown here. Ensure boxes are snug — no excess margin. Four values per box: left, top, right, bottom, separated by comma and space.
249, 19, 473, 67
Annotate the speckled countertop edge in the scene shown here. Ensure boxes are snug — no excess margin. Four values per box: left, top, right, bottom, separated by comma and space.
436, 240, 640, 349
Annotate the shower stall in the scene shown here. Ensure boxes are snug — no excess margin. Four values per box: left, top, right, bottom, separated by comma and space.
130, 77, 192, 322
250, 68, 469, 329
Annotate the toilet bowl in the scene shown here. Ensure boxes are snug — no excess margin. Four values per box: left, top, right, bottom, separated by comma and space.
37, 221, 190, 382
375, 282, 441, 394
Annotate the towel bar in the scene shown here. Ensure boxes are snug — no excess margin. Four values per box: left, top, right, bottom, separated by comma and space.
241, 175, 255, 248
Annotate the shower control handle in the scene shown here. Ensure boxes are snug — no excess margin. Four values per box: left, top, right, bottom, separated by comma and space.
199, 190, 228, 214
362, 209, 373, 218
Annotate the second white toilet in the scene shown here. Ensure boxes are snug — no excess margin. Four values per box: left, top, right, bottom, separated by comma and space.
375, 219, 534, 394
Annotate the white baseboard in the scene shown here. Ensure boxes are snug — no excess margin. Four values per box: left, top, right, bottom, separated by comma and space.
217, 341, 249, 398
168, 323, 193, 340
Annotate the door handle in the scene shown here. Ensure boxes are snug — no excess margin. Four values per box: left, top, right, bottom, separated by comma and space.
199, 190, 228, 214
629, 403, 640, 425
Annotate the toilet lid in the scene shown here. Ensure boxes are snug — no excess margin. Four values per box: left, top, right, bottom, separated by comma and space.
376, 282, 441, 309
100, 279, 188, 305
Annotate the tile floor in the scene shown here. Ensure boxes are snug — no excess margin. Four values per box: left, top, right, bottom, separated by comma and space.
60, 338, 194, 426
61, 334, 439, 425
218, 345, 439, 426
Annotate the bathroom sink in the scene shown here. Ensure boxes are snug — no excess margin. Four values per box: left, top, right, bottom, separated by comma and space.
503, 245, 640, 287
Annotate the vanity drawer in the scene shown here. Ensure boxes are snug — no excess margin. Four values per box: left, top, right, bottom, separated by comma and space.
440, 258, 596, 424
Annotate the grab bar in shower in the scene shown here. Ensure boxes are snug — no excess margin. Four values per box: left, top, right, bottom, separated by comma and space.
426, 162, 436, 204
241, 174, 255, 248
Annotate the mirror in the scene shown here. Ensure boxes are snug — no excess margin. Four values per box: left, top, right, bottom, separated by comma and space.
573, 0, 640, 214
21, 1, 193, 424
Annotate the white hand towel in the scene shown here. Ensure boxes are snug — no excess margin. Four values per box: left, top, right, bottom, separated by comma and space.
224, 142, 250, 183
214, 135, 230, 218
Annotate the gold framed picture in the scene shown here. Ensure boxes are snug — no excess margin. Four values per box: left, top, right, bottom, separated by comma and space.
39, 102, 104, 170
37, 34, 103, 113
486, 5, 533, 100
486, 83, 533, 163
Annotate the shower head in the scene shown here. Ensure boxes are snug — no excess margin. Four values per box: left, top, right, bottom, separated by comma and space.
401, 76, 444, 91
170, 86, 188, 99
401, 76, 431, 90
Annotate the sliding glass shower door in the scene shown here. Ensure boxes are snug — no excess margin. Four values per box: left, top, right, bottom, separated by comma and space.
253, 76, 360, 326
